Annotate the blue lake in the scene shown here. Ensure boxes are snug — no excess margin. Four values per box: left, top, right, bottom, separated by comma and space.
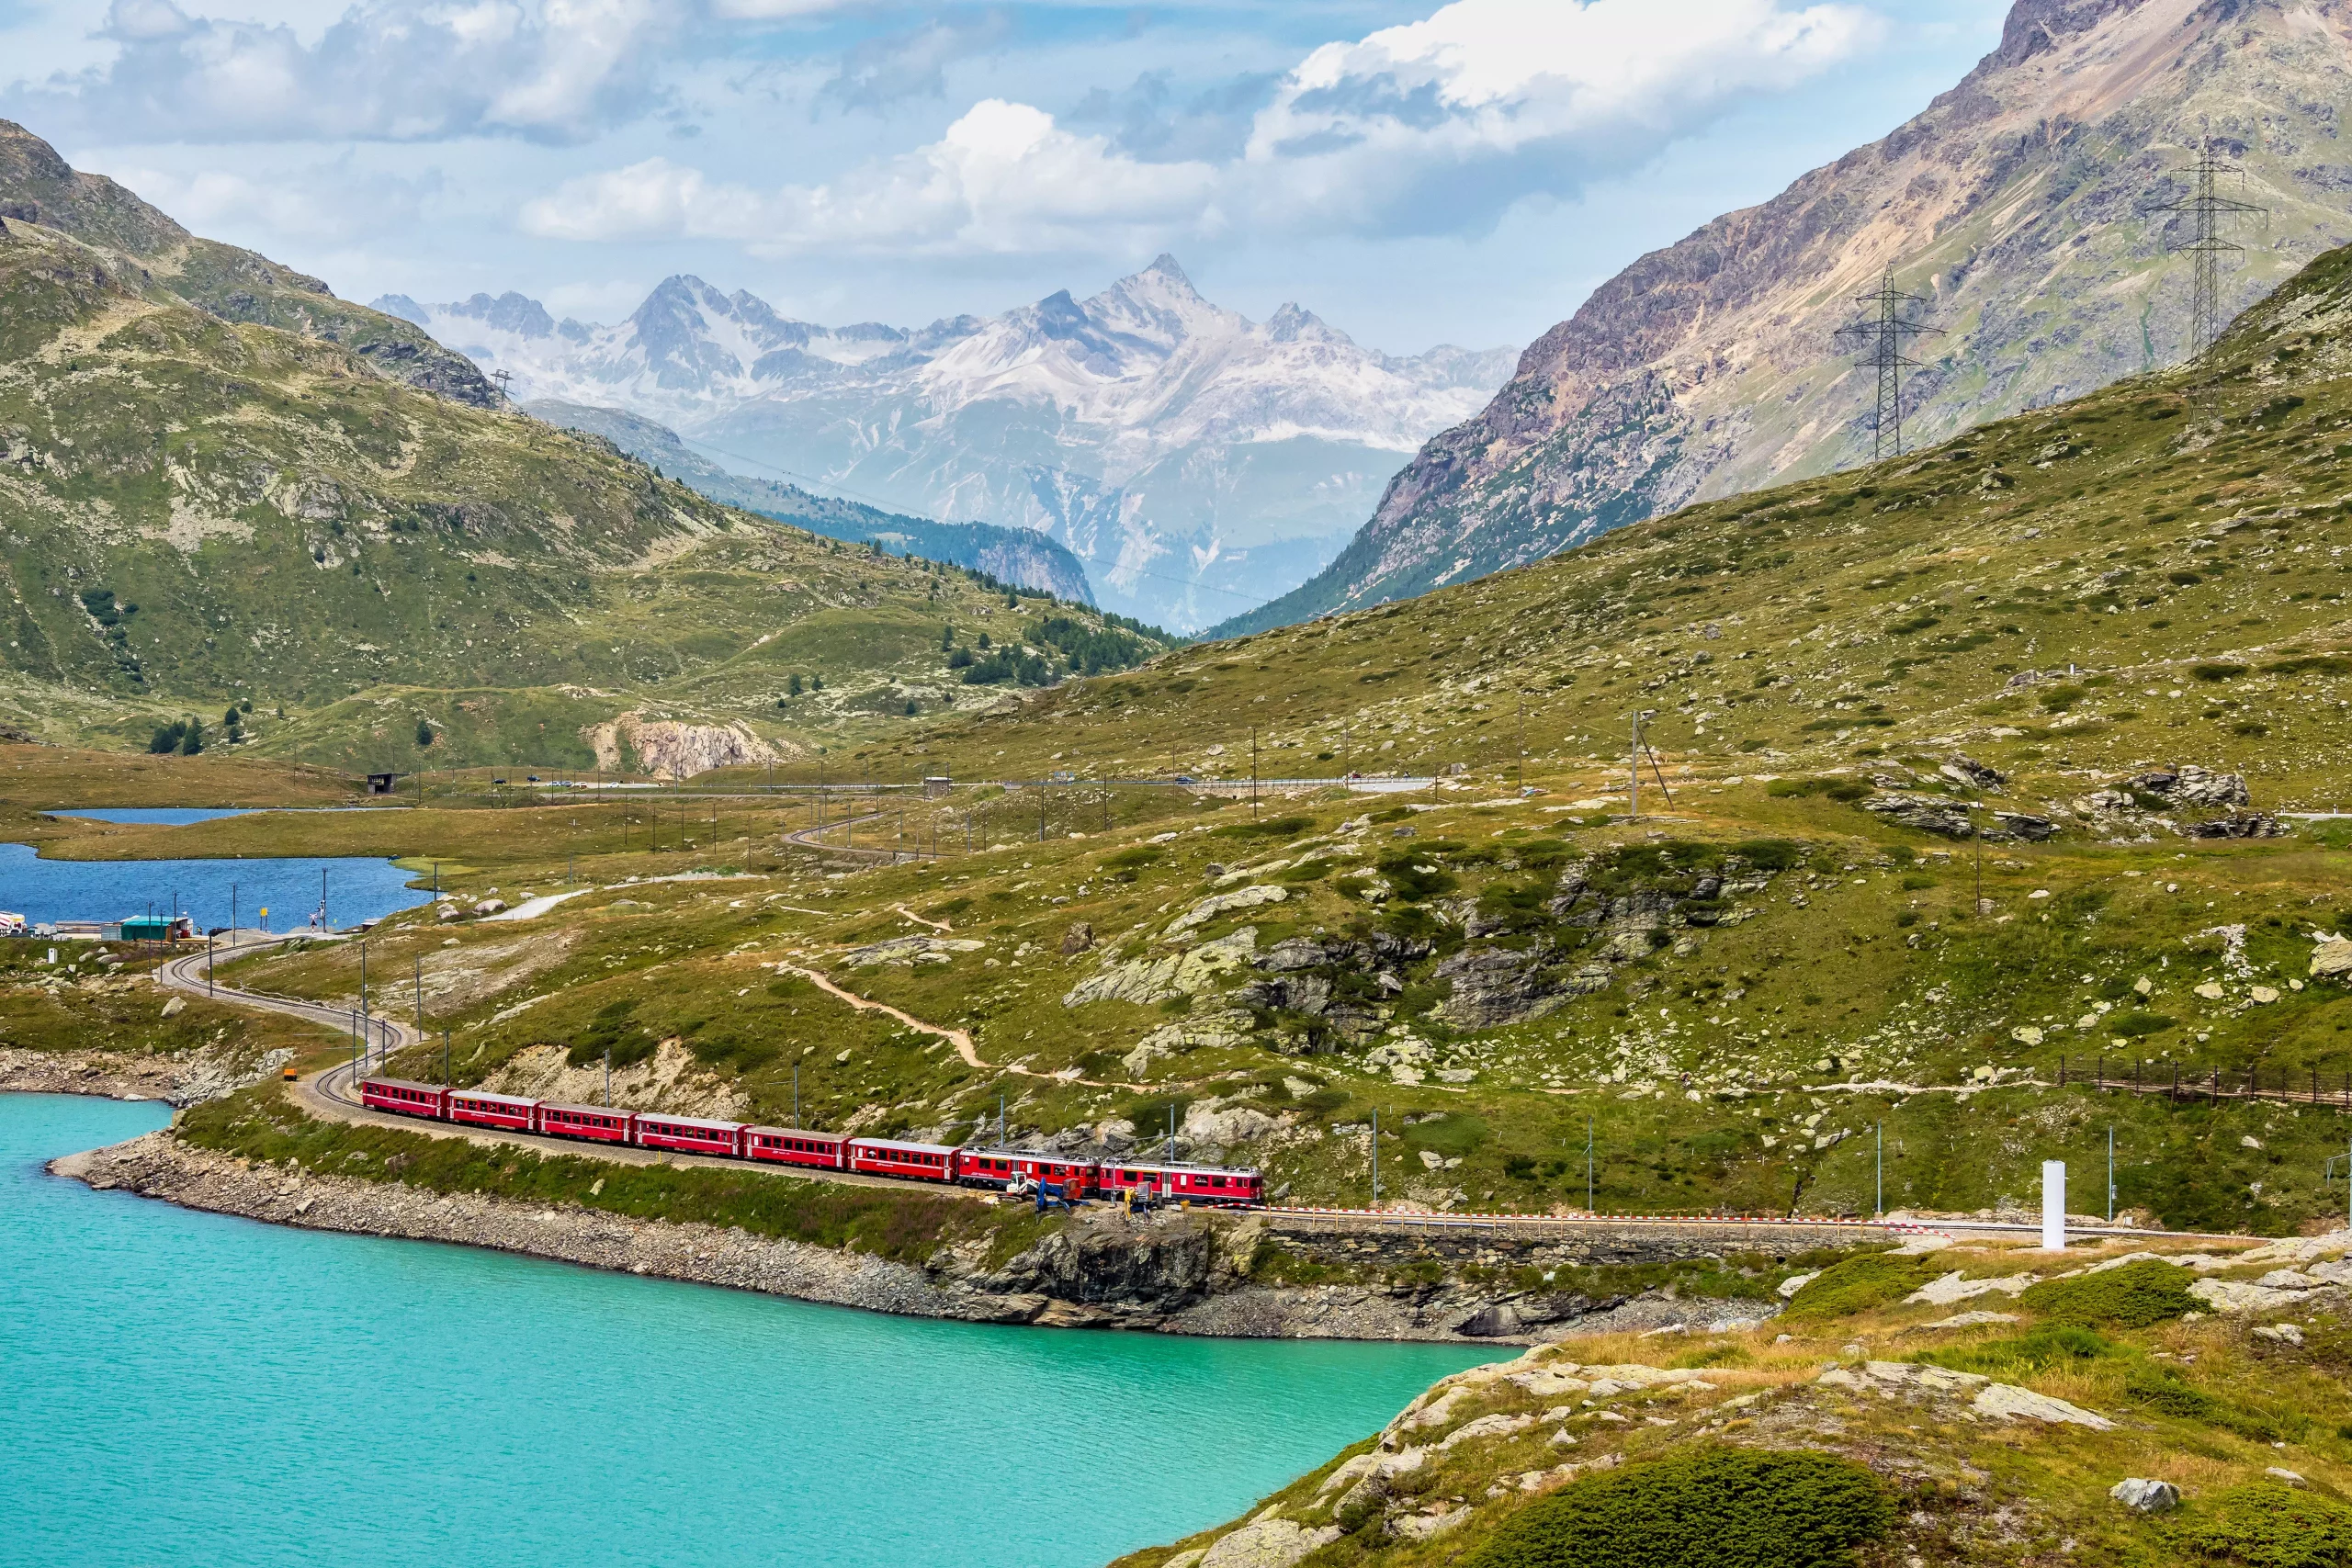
3, 1095, 1491, 1568
0, 843, 425, 931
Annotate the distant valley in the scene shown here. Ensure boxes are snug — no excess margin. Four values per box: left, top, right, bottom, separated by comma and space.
375, 259, 1514, 633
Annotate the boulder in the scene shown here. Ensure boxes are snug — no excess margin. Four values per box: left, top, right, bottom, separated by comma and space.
1168, 886, 1287, 935
471, 897, 506, 917
1973, 1382, 2113, 1429
1431, 944, 1602, 1028
2110, 1478, 2180, 1515
843, 935, 983, 967
1991, 812, 2057, 842
160, 996, 185, 1019
2126, 766, 2249, 807
1196, 1517, 1340, 1568
435, 904, 462, 923
1060, 922, 1093, 955
1861, 792, 1974, 838
2188, 813, 2286, 840
1939, 753, 2007, 791
2313, 939, 2352, 984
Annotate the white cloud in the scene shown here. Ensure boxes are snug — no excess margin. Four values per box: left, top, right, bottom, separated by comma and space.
520, 0, 1876, 258
524, 98, 1219, 255
2, 0, 681, 143
1240, 0, 1884, 235
101, 157, 440, 243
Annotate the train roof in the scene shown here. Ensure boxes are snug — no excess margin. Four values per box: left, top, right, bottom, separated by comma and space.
449, 1089, 537, 1109
852, 1137, 958, 1156
961, 1147, 1095, 1166
634, 1113, 744, 1134
746, 1126, 846, 1141
360, 1077, 442, 1095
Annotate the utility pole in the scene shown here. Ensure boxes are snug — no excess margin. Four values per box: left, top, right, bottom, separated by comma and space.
2107, 1125, 2116, 1223
1833, 265, 1939, 461
1629, 711, 1669, 816
1370, 1108, 1380, 1209
413, 955, 422, 1033
442, 1027, 450, 1088
1586, 1116, 1595, 1214
490, 367, 513, 401
2159, 145, 2267, 370
1875, 1122, 1883, 1218
1516, 696, 1526, 790
1250, 727, 1259, 819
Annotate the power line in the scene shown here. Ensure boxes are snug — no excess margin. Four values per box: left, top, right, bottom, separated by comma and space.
1833, 265, 1939, 462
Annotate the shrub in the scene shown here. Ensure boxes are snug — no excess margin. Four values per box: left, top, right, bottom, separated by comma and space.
2171, 1481, 2352, 1565
148, 719, 186, 754
1734, 838, 1804, 871
2191, 661, 2249, 682
1216, 815, 1312, 840
1766, 778, 1871, 803
1464, 1446, 1894, 1568
2108, 1011, 2176, 1036
2019, 1259, 2198, 1327
1914, 1325, 2110, 1377
1781, 1252, 1925, 1321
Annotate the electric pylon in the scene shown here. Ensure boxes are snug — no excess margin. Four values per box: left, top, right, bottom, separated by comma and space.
1834, 266, 1939, 462
2157, 145, 2266, 365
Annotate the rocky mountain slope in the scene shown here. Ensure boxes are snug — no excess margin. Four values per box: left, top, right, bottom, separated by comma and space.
378, 259, 1514, 632
0, 120, 492, 408
1214, 0, 2352, 638
524, 399, 1098, 605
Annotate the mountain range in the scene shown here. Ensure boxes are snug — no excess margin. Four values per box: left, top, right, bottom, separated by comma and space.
1211, 0, 2352, 638
374, 260, 1515, 633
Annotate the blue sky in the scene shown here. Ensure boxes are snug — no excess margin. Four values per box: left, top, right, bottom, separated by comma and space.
0, 0, 2012, 354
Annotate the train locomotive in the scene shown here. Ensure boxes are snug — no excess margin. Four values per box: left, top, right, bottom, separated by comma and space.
358, 1077, 1263, 1205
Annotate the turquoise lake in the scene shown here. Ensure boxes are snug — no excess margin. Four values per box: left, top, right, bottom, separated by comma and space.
4, 1095, 1493, 1567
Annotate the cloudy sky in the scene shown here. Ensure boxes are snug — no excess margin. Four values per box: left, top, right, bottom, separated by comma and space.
0, 0, 2010, 354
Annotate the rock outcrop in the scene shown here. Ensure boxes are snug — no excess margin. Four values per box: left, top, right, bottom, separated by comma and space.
581, 713, 785, 779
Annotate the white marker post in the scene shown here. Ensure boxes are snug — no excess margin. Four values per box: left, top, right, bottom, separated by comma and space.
2041, 1160, 2067, 1251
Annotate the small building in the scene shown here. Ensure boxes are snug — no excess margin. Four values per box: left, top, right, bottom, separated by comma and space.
366, 772, 400, 795
119, 915, 195, 942
923, 776, 953, 798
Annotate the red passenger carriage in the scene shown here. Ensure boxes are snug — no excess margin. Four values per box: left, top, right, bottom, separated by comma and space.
448, 1089, 537, 1130
957, 1149, 1098, 1194
1100, 1160, 1262, 1207
360, 1077, 447, 1120
539, 1103, 634, 1144
746, 1128, 848, 1170
633, 1114, 746, 1157
847, 1138, 958, 1182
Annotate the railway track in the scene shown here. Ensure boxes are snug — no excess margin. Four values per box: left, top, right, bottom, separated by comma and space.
150, 938, 2258, 1248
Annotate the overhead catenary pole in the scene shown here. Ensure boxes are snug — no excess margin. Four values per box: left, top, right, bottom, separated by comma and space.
1371, 1108, 1380, 1209
1587, 1116, 1596, 1214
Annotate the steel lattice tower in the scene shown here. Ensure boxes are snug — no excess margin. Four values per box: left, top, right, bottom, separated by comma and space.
1834, 266, 1939, 462
2158, 147, 2266, 364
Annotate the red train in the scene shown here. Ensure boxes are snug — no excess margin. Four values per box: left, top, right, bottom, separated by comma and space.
357, 1077, 1263, 1205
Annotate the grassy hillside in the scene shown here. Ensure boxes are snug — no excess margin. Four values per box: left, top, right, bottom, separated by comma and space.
0, 214, 1164, 771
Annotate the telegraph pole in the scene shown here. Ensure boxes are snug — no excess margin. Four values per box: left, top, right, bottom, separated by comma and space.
1833, 265, 1939, 461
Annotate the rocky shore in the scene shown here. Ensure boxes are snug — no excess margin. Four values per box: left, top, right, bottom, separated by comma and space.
51, 1130, 1818, 1341
1, 1045, 291, 1106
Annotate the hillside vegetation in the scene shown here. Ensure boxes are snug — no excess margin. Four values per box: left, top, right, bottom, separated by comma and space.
0, 209, 1164, 771
149, 239, 2352, 1245
1110, 1231, 2352, 1568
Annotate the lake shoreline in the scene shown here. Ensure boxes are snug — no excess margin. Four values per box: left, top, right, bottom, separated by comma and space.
45, 1111, 1800, 1346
